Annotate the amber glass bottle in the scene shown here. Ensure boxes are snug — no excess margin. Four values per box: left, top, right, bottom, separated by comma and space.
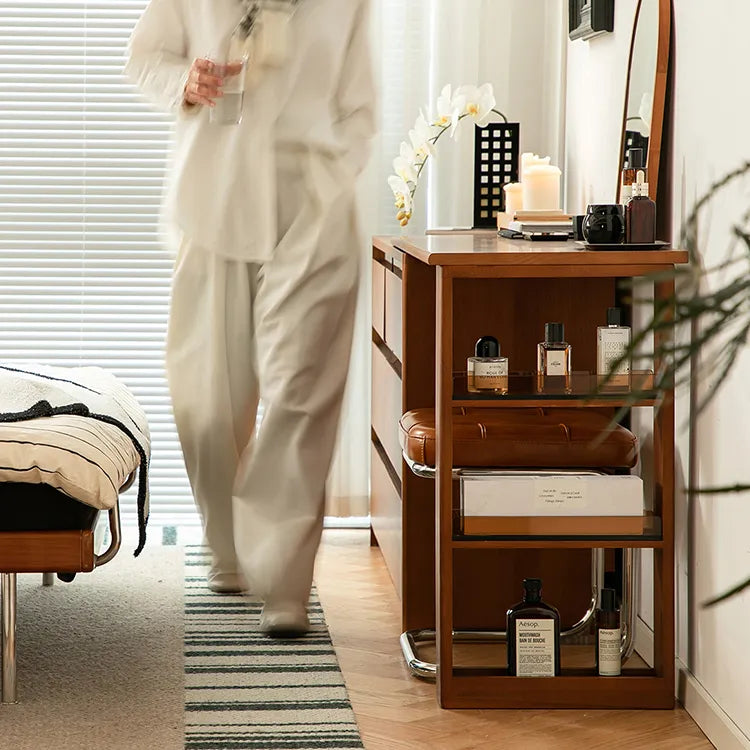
625, 170, 656, 244
620, 148, 647, 205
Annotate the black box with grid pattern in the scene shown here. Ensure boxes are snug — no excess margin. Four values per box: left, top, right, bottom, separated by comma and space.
473, 122, 520, 228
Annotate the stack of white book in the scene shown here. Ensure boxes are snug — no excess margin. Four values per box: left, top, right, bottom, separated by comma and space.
461, 473, 644, 535
498, 209, 573, 235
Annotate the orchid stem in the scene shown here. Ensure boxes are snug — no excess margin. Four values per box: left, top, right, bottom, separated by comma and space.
408, 109, 508, 205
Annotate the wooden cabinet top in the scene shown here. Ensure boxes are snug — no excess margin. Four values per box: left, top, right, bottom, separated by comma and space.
373, 234, 689, 268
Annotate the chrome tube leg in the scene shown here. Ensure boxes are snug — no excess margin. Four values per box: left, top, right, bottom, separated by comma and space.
1, 573, 18, 703
95, 505, 121, 568
42, 573, 55, 587
401, 549, 607, 680
400, 630, 437, 680
560, 548, 604, 638
620, 547, 639, 660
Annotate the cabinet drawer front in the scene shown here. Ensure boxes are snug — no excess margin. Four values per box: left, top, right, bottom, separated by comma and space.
370, 444, 402, 597
372, 259, 385, 340
385, 267, 403, 360
372, 341, 402, 480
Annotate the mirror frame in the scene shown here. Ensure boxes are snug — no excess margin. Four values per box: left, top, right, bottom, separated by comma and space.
617, 0, 672, 202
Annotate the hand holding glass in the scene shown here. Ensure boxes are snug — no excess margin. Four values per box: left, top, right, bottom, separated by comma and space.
207, 56, 246, 126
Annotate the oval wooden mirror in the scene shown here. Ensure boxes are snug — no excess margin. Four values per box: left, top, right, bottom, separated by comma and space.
617, 0, 672, 202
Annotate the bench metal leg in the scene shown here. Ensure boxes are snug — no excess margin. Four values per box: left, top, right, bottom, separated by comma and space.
400, 548, 638, 680
42, 573, 55, 587
1, 573, 17, 703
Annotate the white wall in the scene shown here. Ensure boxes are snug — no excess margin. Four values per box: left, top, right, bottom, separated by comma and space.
671, 0, 750, 741
564, 0, 639, 213
566, 0, 750, 743
378, 0, 567, 232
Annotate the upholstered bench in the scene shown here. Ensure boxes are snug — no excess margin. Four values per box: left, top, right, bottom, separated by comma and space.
0, 365, 150, 703
397, 406, 640, 679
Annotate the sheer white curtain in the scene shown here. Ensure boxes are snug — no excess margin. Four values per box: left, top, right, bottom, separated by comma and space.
0, 0, 562, 524
326, 0, 566, 518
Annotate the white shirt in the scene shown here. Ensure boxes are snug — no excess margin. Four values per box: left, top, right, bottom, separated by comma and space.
125, 0, 376, 260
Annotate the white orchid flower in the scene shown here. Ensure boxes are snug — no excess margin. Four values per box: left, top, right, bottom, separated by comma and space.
409, 111, 437, 160
400, 140, 418, 166
456, 83, 496, 127
388, 174, 413, 225
434, 84, 465, 137
388, 175, 413, 212
393, 153, 418, 184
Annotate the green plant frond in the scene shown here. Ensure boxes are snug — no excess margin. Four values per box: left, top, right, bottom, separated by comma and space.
733, 226, 750, 257
601, 162, 750, 608
679, 160, 750, 247
687, 483, 750, 494
694, 322, 750, 415
703, 576, 750, 608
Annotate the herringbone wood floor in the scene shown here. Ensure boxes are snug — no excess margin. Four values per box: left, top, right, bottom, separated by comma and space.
315, 529, 713, 750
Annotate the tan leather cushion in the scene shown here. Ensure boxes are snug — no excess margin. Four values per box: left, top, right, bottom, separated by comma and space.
399, 407, 637, 469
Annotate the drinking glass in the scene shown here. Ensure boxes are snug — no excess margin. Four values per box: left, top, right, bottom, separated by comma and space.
207, 52, 247, 126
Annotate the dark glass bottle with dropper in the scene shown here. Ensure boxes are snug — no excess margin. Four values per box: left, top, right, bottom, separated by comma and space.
506, 577, 561, 677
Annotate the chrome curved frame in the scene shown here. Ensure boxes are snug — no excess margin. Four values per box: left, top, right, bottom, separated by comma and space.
1, 471, 133, 703
94, 502, 122, 568
399, 458, 640, 680
93, 470, 131, 568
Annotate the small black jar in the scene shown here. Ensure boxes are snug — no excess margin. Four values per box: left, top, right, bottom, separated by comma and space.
582, 204, 625, 244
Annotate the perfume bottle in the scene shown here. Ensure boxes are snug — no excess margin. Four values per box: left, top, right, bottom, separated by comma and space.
506, 578, 561, 677
537, 322, 571, 393
625, 170, 656, 244
467, 336, 508, 394
620, 148, 646, 205
596, 588, 622, 676
597, 307, 631, 375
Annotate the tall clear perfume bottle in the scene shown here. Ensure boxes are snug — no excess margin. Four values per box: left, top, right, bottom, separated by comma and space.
597, 307, 631, 383
506, 578, 561, 677
467, 336, 508, 395
537, 322, 571, 394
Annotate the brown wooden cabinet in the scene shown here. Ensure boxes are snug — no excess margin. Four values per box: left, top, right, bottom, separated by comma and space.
370, 232, 687, 709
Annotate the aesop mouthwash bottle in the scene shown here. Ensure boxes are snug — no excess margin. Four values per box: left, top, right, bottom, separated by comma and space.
506, 578, 561, 677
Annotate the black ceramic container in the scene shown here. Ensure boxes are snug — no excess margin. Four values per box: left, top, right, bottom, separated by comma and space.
582, 204, 625, 244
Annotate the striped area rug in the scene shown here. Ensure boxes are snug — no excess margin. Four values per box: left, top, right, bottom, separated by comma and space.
184, 547, 364, 750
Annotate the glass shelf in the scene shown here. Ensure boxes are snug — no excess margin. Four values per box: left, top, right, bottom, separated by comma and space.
452, 514, 662, 547
415, 639, 656, 676
453, 370, 656, 404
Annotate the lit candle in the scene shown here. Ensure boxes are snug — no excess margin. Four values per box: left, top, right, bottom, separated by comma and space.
521, 152, 551, 182
503, 182, 523, 216
522, 165, 562, 211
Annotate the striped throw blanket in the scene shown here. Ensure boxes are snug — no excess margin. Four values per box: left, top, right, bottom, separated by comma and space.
0, 364, 150, 555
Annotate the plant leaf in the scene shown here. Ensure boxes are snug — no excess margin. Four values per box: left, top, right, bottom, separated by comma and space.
703, 576, 750, 607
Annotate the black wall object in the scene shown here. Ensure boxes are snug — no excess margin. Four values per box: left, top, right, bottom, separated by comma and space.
473, 122, 520, 229
569, 0, 615, 41
623, 129, 650, 166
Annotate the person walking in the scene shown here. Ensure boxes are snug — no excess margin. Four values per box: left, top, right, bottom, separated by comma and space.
126, 0, 375, 635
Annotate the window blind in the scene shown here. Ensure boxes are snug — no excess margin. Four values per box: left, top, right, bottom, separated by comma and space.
0, 1, 197, 524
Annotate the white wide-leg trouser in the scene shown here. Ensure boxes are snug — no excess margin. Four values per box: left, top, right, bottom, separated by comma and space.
166, 150, 359, 606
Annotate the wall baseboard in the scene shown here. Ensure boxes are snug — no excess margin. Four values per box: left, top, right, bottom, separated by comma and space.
676, 660, 750, 750
323, 516, 371, 529
636, 625, 749, 748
